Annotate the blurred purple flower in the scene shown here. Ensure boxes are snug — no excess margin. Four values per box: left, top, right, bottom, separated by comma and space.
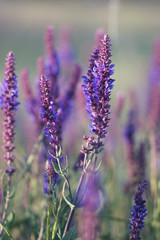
44, 26, 59, 98
20, 68, 38, 120
129, 180, 147, 240
60, 64, 81, 122
78, 172, 101, 240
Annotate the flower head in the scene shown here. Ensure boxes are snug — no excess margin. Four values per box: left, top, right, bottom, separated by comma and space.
129, 180, 147, 240
40, 75, 60, 146
0, 51, 19, 175
82, 34, 115, 139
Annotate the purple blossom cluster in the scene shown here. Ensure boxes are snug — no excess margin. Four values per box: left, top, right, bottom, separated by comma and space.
82, 35, 115, 139
0, 51, 19, 175
129, 180, 147, 240
40, 75, 60, 146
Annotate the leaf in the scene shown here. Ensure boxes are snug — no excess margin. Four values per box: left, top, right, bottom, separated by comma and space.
0, 222, 15, 240
57, 147, 62, 158
62, 226, 77, 240
8, 188, 15, 199
95, 147, 104, 154
51, 160, 62, 175
6, 211, 15, 224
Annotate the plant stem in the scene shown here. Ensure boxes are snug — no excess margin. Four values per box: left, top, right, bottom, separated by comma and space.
62, 206, 75, 238
52, 183, 63, 240
62, 139, 99, 237
37, 211, 46, 240
46, 182, 52, 240
16, 131, 44, 188
0, 174, 11, 237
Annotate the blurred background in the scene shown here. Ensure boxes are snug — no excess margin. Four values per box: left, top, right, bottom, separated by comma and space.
0, 1, 160, 239
0, 0, 160, 94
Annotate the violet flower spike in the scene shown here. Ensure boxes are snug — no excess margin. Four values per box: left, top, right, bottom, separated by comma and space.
82, 34, 115, 139
129, 180, 147, 240
40, 75, 60, 146
0, 51, 19, 175
44, 26, 59, 98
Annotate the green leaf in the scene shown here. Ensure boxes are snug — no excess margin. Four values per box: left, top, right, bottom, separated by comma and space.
58, 147, 62, 157
95, 147, 104, 154
51, 161, 62, 175
0, 222, 15, 240
8, 188, 15, 199
62, 226, 77, 240
6, 211, 15, 224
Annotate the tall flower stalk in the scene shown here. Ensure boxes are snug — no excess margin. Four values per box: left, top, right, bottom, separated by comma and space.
63, 34, 115, 237
0, 51, 19, 235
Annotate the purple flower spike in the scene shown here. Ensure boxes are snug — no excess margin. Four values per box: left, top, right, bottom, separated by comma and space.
0, 51, 19, 175
44, 26, 59, 98
40, 75, 60, 146
129, 180, 147, 240
82, 34, 115, 139
61, 64, 81, 121
21, 68, 37, 119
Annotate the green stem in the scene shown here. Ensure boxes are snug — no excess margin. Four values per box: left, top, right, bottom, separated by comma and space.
0, 174, 11, 237
0, 222, 15, 240
16, 131, 44, 187
52, 183, 64, 240
46, 182, 52, 240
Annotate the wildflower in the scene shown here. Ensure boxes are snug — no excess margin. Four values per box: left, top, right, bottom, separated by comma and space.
114, 91, 125, 118
43, 157, 58, 193
0, 51, 19, 175
124, 109, 141, 194
94, 28, 105, 48
44, 26, 59, 98
45, 158, 55, 180
40, 74, 60, 146
58, 26, 74, 66
60, 64, 81, 121
20, 68, 37, 119
129, 180, 147, 240
82, 34, 115, 139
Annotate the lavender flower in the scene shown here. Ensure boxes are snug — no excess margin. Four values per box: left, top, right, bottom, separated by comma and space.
94, 28, 105, 48
129, 180, 147, 240
0, 51, 19, 175
44, 26, 59, 98
40, 75, 61, 193
40, 74, 60, 146
58, 26, 75, 66
20, 68, 38, 120
82, 34, 115, 139
60, 64, 81, 121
